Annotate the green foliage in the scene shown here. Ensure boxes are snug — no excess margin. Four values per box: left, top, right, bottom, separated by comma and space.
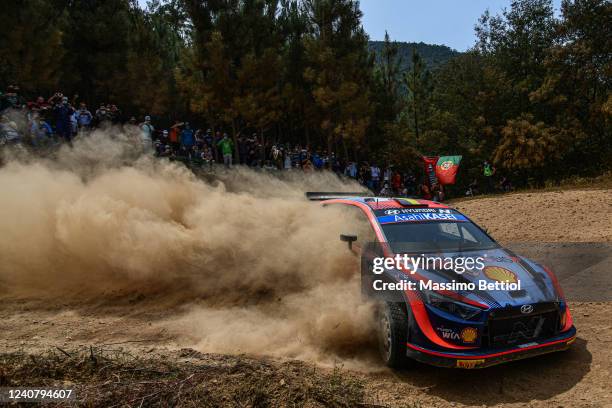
1, 0, 609, 185
422, 0, 611, 185
0, 0, 66, 95
302, 0, 374, 153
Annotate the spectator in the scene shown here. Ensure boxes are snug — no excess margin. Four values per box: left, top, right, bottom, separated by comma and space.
214, 130, 223, 161
302, 158, 314, 172
27, 96, 50, 120
180, 122, 195, 150
168, 121, 182, 149
370, 163, 381, 192
404, 173, 417, 196
392, 170, 402, 195
466, 178, 479, 196
0, 117, 21, 144
379, 182, 393, 197
383, 166, 392, 185
95, 104, 111, 126
283, 149, 292, 170
347, 162, 358, 178
139, 115, 155, 152
483, 160, 496, 193
70, 109, 78, 136
419, 182, 432, 200
500, 176, 513, 192
271, 144, 283, 169
76, 103, 93, 131
30, 115, 53, 147
201, 146, 214, 170
52, 96, 74, 143
238, 135, 249, 164
432, 183, 445, 202
0, 85, 25, 110
203, 129, 213, 148
109, 104, 121, 123
312, 151, 323, 169
217, 133, 233, 168
159, 129, 169, 145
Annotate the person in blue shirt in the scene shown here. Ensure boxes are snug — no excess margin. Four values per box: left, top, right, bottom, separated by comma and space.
180, 122, 195, 149
30, 115, 53, 147
52, 95, 74, 143
76, 103, 93, 130
312, 152, 323, 169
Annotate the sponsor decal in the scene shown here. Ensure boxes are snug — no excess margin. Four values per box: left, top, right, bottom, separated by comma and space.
377, 212, 468, 224
456, 359, 485, 369
436, 327, 460, 341
517, 342, 539, 348
383, 208, 442, 215
483, 266, 518, 284
483, 255, 515, 263
520, 304, 534, 314
461, 327, 478, 343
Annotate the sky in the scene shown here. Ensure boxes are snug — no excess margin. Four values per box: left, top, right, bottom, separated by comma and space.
138, 0, 563, 51
359, 0, 563, 51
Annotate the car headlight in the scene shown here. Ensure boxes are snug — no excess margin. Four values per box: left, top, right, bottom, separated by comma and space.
423, 290, 483, 320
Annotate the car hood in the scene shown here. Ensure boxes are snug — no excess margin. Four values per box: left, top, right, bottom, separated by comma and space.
414, 247, 561, 308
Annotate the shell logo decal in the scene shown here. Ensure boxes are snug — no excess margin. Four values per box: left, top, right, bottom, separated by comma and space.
483, 266, 518, 284
461, 327, 478, 343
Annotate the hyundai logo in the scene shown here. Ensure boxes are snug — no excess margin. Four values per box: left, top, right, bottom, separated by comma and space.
385, 209, 400, 215
520, 304, 534, 314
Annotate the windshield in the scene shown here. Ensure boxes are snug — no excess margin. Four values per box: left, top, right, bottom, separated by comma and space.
376, 209, 498, 253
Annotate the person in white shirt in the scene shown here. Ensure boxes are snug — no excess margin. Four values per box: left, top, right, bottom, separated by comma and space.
371, 164, 381, 192
139, 115, 155, 152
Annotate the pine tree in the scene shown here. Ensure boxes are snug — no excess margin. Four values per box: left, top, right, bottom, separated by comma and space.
302, 0, 374, 156
403, 49, 432, 142
0, 0, 66, 95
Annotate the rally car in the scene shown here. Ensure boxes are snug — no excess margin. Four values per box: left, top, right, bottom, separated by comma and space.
307, 192, 576, 369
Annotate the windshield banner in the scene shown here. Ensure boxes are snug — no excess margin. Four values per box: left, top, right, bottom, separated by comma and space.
375, 208, 468, 224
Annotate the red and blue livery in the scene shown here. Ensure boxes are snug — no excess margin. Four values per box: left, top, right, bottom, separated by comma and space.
308, 192, 576, 369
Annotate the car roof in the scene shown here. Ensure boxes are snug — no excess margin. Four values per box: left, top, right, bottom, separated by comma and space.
322, 196, 451, 210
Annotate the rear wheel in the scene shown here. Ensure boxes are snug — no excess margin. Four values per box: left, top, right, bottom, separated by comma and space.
377, 302, 413, 368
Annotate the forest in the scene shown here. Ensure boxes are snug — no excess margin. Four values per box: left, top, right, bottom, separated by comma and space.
0, 0, 610, 186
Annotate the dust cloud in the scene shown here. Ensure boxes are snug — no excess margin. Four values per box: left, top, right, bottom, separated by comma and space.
0, 129, 379, 366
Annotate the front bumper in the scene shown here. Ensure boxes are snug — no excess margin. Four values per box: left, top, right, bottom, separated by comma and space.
406, 327, 577, 369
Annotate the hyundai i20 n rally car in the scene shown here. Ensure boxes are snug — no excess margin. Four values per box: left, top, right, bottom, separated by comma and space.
307, 193, 576, 369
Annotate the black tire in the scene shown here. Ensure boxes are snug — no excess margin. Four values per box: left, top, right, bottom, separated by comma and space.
377, 302, 413, 368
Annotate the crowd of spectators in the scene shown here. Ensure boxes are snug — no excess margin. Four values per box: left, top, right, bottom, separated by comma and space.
0, 84, 442, 198
0, 85, 124, 147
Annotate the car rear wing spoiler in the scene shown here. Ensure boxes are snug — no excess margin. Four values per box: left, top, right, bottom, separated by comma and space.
305, 192, 369, 201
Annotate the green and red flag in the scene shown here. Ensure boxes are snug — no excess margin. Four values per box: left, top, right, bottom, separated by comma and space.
435, 156, 462, 185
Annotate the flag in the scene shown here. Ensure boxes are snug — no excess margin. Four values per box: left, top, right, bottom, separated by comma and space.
435, 155, 462, 185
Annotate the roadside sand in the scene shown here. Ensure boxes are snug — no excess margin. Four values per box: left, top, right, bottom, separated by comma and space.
1, 188, 610, 407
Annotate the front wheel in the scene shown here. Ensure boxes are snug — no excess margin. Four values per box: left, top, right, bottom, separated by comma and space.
377, 302, 413, 368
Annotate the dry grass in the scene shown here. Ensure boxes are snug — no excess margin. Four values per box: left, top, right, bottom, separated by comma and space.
0, 346, 366, 407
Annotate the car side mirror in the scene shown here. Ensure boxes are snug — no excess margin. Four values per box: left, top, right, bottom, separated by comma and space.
340, 234, 358, 250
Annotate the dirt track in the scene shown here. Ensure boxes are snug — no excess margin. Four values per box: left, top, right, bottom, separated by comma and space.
1, 188, 611, 407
